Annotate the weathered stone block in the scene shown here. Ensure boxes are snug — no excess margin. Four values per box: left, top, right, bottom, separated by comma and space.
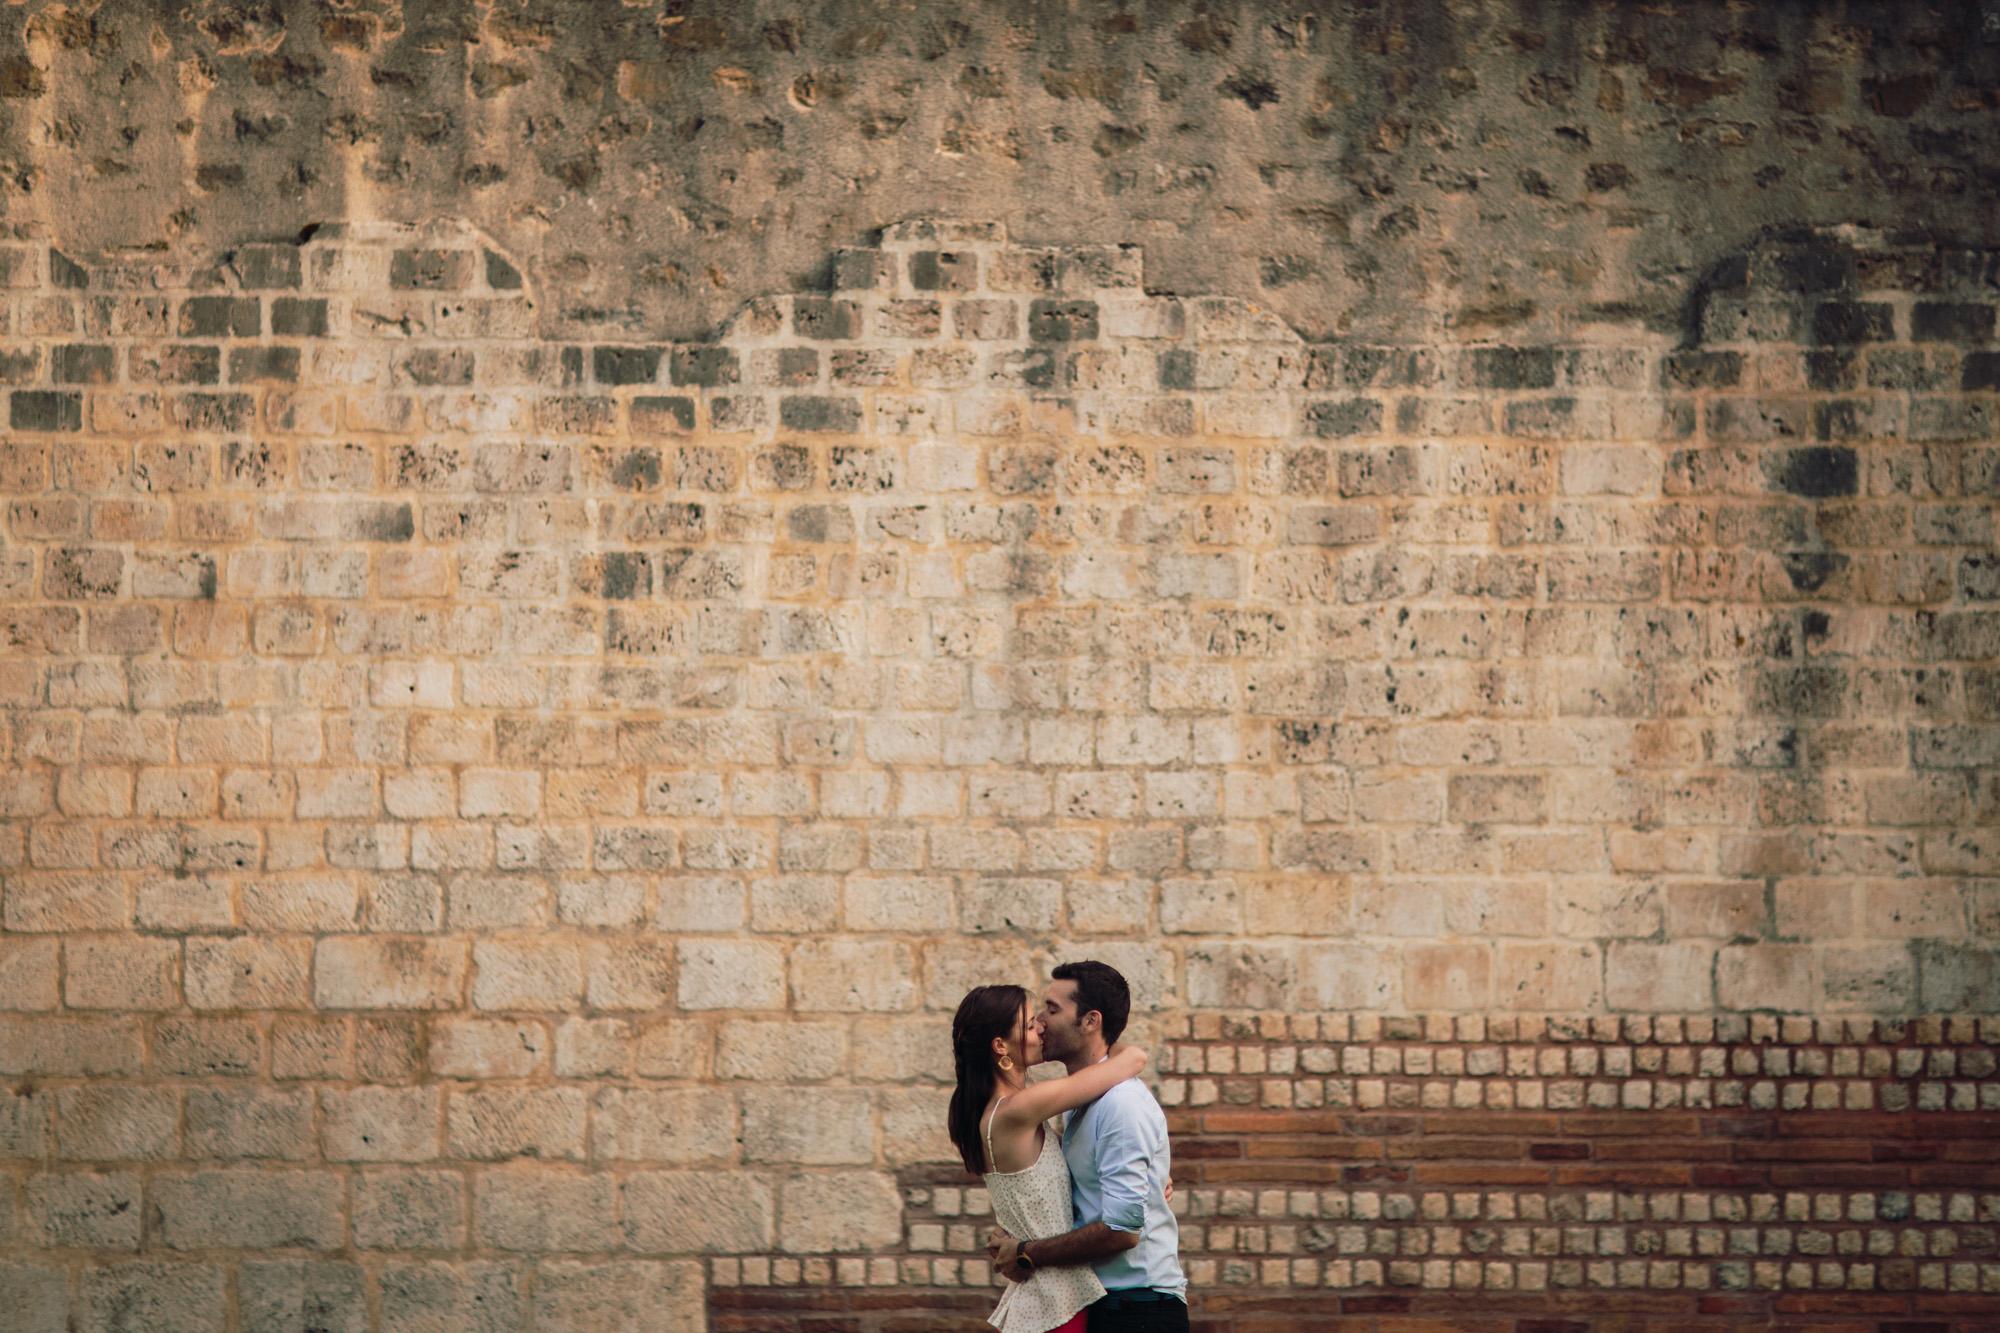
55, 1086, 179, 1161
447, 1087, 587, 1161
81, 1262, 227, 1333
315, 938, 467, 1010
789, 940, 919, 1012
320, 1086, 441, 1162
677, 939, 785, 1010
776, 1170, 903, 1254
740, 1088, 874, 1165
532, 1260, 706, 1332
183, 1088, 314, 1160
354, 1169, 466, 1250
237, 1260, 367, 1333
28, 1170, 141, 1248
474, 1170, 619, 1251
377, 1261, 525, 1333
623, 1172, 775, 1252
151, 1169, 343, 1249
590, 1088, 736, 1164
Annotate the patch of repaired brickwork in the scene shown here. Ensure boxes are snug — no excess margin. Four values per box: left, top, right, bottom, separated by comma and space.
717, 1015, 2000, 1329
0, 214, 1993, 1331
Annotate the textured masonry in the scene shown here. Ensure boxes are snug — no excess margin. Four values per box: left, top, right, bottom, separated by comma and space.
0, 214, 1994, 1331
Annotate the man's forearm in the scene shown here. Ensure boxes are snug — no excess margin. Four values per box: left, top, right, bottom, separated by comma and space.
1025, 1220, 1139, 1269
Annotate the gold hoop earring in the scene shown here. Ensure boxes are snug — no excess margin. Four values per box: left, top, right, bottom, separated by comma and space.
997, 1055, 1015, 1072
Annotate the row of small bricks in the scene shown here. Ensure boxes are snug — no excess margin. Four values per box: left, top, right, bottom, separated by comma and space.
1167, 1011, 1999, 1045
721, 1257, 2000, 1294
1155, 1074, 1997, 1114
705, 1012, 2000, 1292
3, 331, 1995, 398
0, 314, 1992, 449
728, 1248, 2000, 1288
11, 308, 2000, 383
1148, 1014, 2000, 1111
3, 371, 1994, 455
7, 231, 2000, 346
769, 1184, 2000, 1294
719, 1254, 2000, 1295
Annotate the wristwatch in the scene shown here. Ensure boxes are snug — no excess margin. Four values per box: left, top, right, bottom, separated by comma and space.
1017, 1241, 1037, 1274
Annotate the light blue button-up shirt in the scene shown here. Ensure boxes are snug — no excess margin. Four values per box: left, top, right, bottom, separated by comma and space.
1062, 1076, 1186, 1300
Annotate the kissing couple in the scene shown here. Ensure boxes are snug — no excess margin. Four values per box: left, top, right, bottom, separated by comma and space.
947, 960, 1189, 1332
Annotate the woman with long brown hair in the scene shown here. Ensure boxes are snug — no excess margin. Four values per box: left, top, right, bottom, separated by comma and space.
948, 984, 1148, 1333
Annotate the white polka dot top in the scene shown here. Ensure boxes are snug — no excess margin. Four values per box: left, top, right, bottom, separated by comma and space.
981, 1101, 1107, 1332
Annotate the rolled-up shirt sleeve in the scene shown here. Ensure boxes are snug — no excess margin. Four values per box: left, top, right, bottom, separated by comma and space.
1094, 1098, 1152, 1234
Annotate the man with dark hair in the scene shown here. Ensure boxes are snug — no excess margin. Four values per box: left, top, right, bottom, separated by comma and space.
1050, 959, 1131, 1044
987, 959, 1188, 1331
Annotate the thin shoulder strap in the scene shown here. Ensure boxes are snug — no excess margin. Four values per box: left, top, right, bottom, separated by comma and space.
983, 1095, 1010, 1172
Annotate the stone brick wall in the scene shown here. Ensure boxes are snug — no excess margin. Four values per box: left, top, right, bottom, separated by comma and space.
0, 205, 1993, 1330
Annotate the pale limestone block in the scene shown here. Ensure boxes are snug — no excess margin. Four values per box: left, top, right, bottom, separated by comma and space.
555, 1017, 633, 1079
354, 1169, 466, 1250
474, 1169, 619, 1252
749, 875, 841, 932
1066, 878, 1151, 934
377, 1261, 525, 1333
183, 1088, 315, 1161
849, 1017, 955, 1084
531, 1260, 706, 1333
777, 1170, 903, 1253
591, 1088, 737, 1164
1603, 940, 1714, 1012
314, 938, 467, 1010
1716, 944, 1816, 1012
184, 938, 310, 1011
584, 939, 673, 1011
1159, 877, 1242, 934
28, 1170, 141, 1249
716, 1020, 848, 1082
320, 1087, 441, 1163
1298, 944, 1401, 1011
740, 1088, 874, 1165
446, 1087, 587, 1162
789, 940, 920, 1013
237, 1260, 367, 1333
959, 878, 1065, 935
623, 1171, 775, 1252
430, 1018, 549, 1079
55, 1086, 179, 1161
923, 939, 1038, 1012
62, 935, 179, 1011
470, 932, 584, 1008
1186, 943, 1296, 1009
654, 876, 746, 932
1495, 943, 1603, 1012
879, 1087, 955, 1165
0, 939, 59, 1011
843, 876, 954, 932
634, 1019, 714, 1080
150, 1169, 343, 1249
1404, 943, 1494, 1011
81, 1262, 227, 1333
678, 940, 786, 1011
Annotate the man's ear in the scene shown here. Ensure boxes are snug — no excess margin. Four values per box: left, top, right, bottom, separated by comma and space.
1080, 1010, 1101, 1034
